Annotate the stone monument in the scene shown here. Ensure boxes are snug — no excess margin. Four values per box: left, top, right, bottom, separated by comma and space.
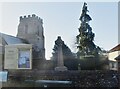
55, 36, 67, 71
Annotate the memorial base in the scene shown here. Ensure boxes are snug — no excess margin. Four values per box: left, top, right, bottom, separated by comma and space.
55, 66, 68, 71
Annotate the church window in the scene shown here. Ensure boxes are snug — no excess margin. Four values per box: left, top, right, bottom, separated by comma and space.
37, 38, 39, 40
37, 26, 40, 35
111, 63, 114, 68
25, 25, 28, 34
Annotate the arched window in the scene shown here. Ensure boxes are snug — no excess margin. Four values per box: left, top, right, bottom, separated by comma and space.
37, 26, 39, 35
25, 25, 28, 34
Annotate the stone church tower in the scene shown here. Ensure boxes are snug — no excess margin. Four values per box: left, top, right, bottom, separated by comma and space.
17, 14, 45, 59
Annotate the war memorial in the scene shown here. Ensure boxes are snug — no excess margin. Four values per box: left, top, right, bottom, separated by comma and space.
0, 2, 119, 88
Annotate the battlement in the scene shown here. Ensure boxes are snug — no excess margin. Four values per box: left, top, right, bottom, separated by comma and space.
20, 14, 43, 23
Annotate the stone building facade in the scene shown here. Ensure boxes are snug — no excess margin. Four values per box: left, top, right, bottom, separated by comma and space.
17, 14, 45, 59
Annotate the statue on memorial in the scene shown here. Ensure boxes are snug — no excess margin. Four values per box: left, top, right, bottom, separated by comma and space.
51, 36, 77, 70
54, 36, 67, 71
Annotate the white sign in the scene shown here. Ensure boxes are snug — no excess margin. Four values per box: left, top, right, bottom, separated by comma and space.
0, 71, 8, 82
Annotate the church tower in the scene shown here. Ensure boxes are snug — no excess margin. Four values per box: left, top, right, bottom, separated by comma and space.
17, 14, 45, 60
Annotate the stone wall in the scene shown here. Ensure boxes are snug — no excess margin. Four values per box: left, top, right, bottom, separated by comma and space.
0, 45, 4, 70
2, 70, 119, 88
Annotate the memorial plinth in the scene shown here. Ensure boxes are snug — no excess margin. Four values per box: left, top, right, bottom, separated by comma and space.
54, 36, 67, 71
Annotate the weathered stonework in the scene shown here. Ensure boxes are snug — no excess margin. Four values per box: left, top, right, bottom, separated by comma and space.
0, 45, 3, 70
17, 14, 45, 59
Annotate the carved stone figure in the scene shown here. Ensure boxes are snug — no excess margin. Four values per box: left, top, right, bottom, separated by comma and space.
54, 36, 67, 71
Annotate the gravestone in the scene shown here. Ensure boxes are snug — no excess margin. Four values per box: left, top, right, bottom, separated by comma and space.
55, 36, 67, 71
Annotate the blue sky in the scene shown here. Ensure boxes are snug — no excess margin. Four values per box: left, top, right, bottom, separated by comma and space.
0, 2, 118, 59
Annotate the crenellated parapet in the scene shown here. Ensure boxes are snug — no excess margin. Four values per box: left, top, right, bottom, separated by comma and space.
20, 14, 43, 23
